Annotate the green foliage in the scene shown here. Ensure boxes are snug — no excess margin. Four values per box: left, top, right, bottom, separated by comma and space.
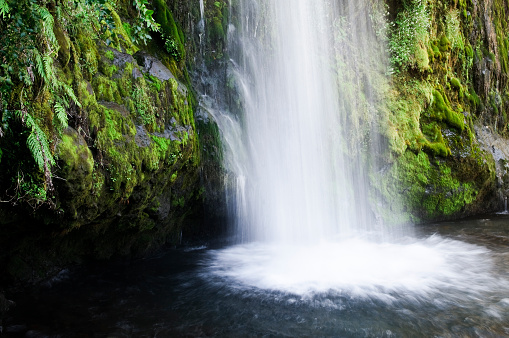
445, 10, 464, 50
133, 0, 160, 32
132, 85, 155, 128
105, 50, 115, 61
0, 0, 9, 18
389, 0, 430, 72
54, 102, 68, 130
16, 110, 55, 173
153, 0, 185, 62
130, 0, 160, 45
164, 37, 181, 62
0, 0, 87, 207
439, 35, 451, 53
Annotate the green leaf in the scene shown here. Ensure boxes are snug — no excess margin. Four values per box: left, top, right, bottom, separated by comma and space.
54, 102, 68, 129
0, 0, 9, 19
61, 83, 81, 108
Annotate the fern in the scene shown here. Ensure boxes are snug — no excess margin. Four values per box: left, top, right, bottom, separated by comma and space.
43, 55, 56, 88
33, 49, 47, 83
35, 5, 59, 52
26, 132, 46, 170
54, 102, 68, 129
0, 0, 9, 19
16, 110, 56, 172
61, 83, 82, 108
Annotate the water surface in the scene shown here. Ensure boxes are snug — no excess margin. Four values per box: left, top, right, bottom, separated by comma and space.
3, 215, 509, 337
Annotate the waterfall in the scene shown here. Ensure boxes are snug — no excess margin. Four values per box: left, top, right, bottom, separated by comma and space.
200, 0, 506, 303
197, 0, 205, 52
226, 0, 387, 243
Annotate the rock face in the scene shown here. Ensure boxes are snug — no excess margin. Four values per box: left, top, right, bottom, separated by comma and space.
0, 0, 228, 284
367, 0, 509, 223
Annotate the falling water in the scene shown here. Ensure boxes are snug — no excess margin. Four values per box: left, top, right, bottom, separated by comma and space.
197, 0, 205, 53
228, 1, 383, 243
203, 0, 509, 309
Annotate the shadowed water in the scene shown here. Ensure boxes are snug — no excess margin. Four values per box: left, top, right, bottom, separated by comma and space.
3, 216, 509, 337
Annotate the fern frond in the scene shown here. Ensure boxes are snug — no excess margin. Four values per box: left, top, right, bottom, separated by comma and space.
27, 132, 45, 170
61, 83, 82, 108
43, 55, 56, 88
17, 110, 56, 170
31, 123, 56, 167
54, 102, 68, 129
36, 5, 59, 52
33, 50, 47, 83
0, 0, 9, 19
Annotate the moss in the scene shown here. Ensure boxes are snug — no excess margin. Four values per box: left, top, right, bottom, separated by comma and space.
423, 141, 451, 157
422, 163, 478, 218
414, 45, 430, 72
464, 44, 474, 58
153, 0, 186, 62
105, 50, 115, 61
103, 3, 138, 55
439, 35, 451, 53
450, 77, 464, 98
450, 77, 461, 90
429, 90, 464, 130
92, 75, 122, 103
57, 133, 94, 174
431, 43, 442, 60
103, 64, 118, 78
53, 23, 71, 68
466, 86, 481, 108
373, 149, 479, 223
76, 33, 99, 79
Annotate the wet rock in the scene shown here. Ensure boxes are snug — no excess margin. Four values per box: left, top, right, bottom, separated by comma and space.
1, 294, 15, 313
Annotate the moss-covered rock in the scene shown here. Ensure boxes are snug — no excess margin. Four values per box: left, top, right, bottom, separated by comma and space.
0, 0, 221, 285
377, 0, 508, 223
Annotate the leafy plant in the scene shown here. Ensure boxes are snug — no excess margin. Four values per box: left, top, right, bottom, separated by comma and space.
0, 0, 82, 206
0, 0, 9, 18
164, 36, 181, 61
131, 0, 160, 45
388, 0, 430, 72
16, 109, 56, 192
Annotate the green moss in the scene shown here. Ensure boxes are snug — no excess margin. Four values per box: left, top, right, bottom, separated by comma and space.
464, 44, 474, 58
103, 64, 118, 78
145, 74, 162, 92
76, 33, 99, 79
450, 77, 461, 90
422, 163, 478, 217
450, 77, 464, 98
105, 50, 115, 61
92, 75, 122, 103
103, 3, 138, 55
117, 62, 135, 98
373, 149, 479, 223
431, 43, 442, 60
414, 45, 430, 72
423, 141, 451, 157
466, 86, 481, 108
132, 84, 156, 129
153, 0, 186, 62
54, 23, 71, 68
211, 16, 225, 41
58, 133, 94, 173
439, 35, 451, 53
429, 90, 464, 130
